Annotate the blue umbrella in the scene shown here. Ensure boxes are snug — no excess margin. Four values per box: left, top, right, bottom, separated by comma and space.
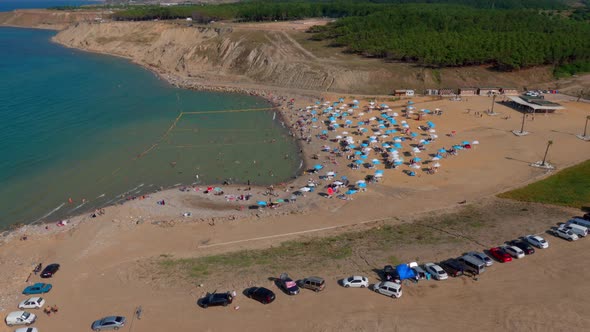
257, 201, 267, 206
354, 159, 363, 164
408, 101, 414, 104
438, 148, 446, 153
424, 109, 431, 114
311, 110, 317, 115
379, 125, 386, 129
361, 143, 368, 147
411, 132, 418, 137
312, 118, 318, 122
423, 141, 430, 145
323, 109, 329, 113
394, 161, 403, 166
352, 105, 359, 109
357, 121, 365, 125
394, 143, 403, 148
378, 120, 384, 124
333, 124, 340, 128
345, 189, 358, 195
388, 148, 397, 153
314, 164, 324, 170
315, 101, 321, 105
329, 116, 335, 122
375, 170, 384, 174
380, 103, 387, 107
348, 144, 356, 149
361, 128, 368, 133
360, 155, 368, 160
342, 112, 349, 117
339, 98, 345, 102
382, 143, 390, 148
358, 182, 367, 188
345, 120, 353, 125
341, 176, 348, 180
435, 154, 443, 159
414, 157, 422, 162
354, 151, 362, 155
372, 160, 381, 165
327, 106, 333, 110
462, 141, 470, 145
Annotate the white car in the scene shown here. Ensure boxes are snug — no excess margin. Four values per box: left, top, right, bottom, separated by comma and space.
372, 281, 402, 298
18, 297, 45, 310
5, 311, 36, 326
16, 328, 39, 332
342, 276, 369, 288
465, 251, 493, 267
504, 245, 525, 259
553, 227, 579, 241
525, 235, 549, 249
423, 263, 448, 280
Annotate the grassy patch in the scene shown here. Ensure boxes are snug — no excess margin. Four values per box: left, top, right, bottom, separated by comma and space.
498, 160, 590, 208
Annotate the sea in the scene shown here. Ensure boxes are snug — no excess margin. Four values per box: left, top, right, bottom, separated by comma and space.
0, 26, 300, 229
0, 0, 103, 12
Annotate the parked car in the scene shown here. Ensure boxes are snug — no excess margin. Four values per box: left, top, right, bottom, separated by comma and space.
22, 283, 52, 295
277, 273, 300, 295
465, 251, 493, 266
438, 259, 464, 277
508, 240, 535, 255
503, 245, 525, 259
15, 327, 39, 332
342, 276, 369, 288
423, 263, 448, 280
5, 311, 36, 326
524, 235, 549, 249
372, 281, 402, 298
297, 276, 325, 292
18, 297, 45, 310
382, 265, 399, 282
198, 292, 233, 308
489, 247, 512, 263
40, 263, 60, 278
552, 227, 579, 241
561, 223, 588, 238
91, 316, 126, 331
245, 287, 276, 304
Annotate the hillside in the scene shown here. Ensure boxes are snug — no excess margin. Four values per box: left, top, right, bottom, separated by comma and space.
53, 20, 558, 95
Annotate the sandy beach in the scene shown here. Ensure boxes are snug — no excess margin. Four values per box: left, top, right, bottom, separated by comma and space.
1, 91, 589, 331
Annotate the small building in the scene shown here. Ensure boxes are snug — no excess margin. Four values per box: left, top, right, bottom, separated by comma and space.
439, 88, 456, 96
500, 88, 519, 95
424, 89, 439, 96
478, 87, 501, 96
506, 95, 565, 113
393, 89, 415, 97
459, 87, 477, 96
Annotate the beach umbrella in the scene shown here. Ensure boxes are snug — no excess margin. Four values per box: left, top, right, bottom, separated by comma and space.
299, 187, 311, 192
388, 148, 397, 153
322, 130, 328, 135
393, 112, 399, 117
345, 189, 358, 195
394, 143, 402, 149
361, 143, 369, 147
429, 129, 436, 133
348, 144, 356, 149
326, 171, 336, 177
472, 140, 480, 145
342, 131, 349, 135
394, 161, 403, 166
408, 101, 414, 104
413, 157, 422, 162
411, 164, 421, 169
433, 162, 441, 168
438, 148, 446, 154
357, 121, 365, 125
354, 160, 363, 164
374, 173, 383, 178
375, 170, 384, 174
342, 112, 349, 117
354, 151, 362, 155
410, 132, 418, 137
336, 135, 342, 139
360, 155, 368, 160
311, 110, 317, 115
257, 201, 268, 206
333, 124, 340, 128
312, 118, 318, 122
314, 164, 324, 170
432, 157, 440, 161
423, 141, 430, 145
462, 141, 470, 145
382, 143, 391, 148
379, 124, 386, 129
372, 159, 381, 165
353, 99, 359, 104
339, 98, 345, 102
356, 179, 366, 184
345, 120, 352, 125
357, 182, 367, 189
334, 181, 344, 186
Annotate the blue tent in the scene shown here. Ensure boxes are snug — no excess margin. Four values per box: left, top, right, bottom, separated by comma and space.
257, 201, 267, 207
396, 264, 416, 280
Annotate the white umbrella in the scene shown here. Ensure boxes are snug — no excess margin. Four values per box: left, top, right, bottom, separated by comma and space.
369, 117, 377, 121
370, 101, 375, 105
333, 181, 344, 185
363, 147, 372, 153
429, 129, 436, 133
356, 180, 366, 184
393, 112, 399, 117
412, 147, 421, 153
472, 140, 480, 145
411, 164, 421, 169
394, 138, 402, 143
433, 162, 441, 168
359, 112, 365, 116
336, 135, 342, 139
432, 157, 440, 161
381, 135, 389, 139
299, 187, 311, 192
326, 171, 335, 176
401, 120, 407, 124
374, 173, 383, 178
342, 131, 349, 135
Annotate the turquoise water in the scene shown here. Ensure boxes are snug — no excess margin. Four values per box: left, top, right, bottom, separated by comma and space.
0, 0, 103, 12
0, 27, 300, 228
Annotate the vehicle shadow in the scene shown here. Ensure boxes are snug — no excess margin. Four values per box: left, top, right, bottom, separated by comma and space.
371, 268, 384, 282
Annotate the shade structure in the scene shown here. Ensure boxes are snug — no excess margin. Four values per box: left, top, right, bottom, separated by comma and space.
314, 164, 324, 170
257, 201, 267, 206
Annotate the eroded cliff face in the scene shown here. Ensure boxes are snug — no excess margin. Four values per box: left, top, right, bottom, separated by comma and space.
0, 9, 103, 30
53, 21, 556, 95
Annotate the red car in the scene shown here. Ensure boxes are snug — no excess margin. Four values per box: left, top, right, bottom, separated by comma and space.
489, 247, 512, 263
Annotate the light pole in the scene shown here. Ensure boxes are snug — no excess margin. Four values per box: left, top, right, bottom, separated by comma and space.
541, 140, 553, 167
520, 111, 527, 133
577, 115, 590, 141
490, 94, 496, 114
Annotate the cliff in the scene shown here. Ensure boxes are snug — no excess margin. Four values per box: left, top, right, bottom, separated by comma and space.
53, 21, 560, 95
0, 9, 104, 30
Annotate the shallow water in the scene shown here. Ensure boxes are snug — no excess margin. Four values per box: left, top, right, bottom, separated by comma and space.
0, 27, 300, 228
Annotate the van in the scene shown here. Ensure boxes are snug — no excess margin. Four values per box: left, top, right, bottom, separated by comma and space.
562, 223, 588, 237
568, 218, 590, 229
297, 276, 325, 292
458, 255, 486, 275
372, 281, 402, 298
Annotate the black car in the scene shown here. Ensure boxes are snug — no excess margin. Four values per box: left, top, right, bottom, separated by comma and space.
40, 263, 60, 278
509, 240, 535, 255
245, 287, 276, 304
198, 292, 233, 308
439, 259, 464, 277
277, 273, 299, 295
382, 265, 399, 282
